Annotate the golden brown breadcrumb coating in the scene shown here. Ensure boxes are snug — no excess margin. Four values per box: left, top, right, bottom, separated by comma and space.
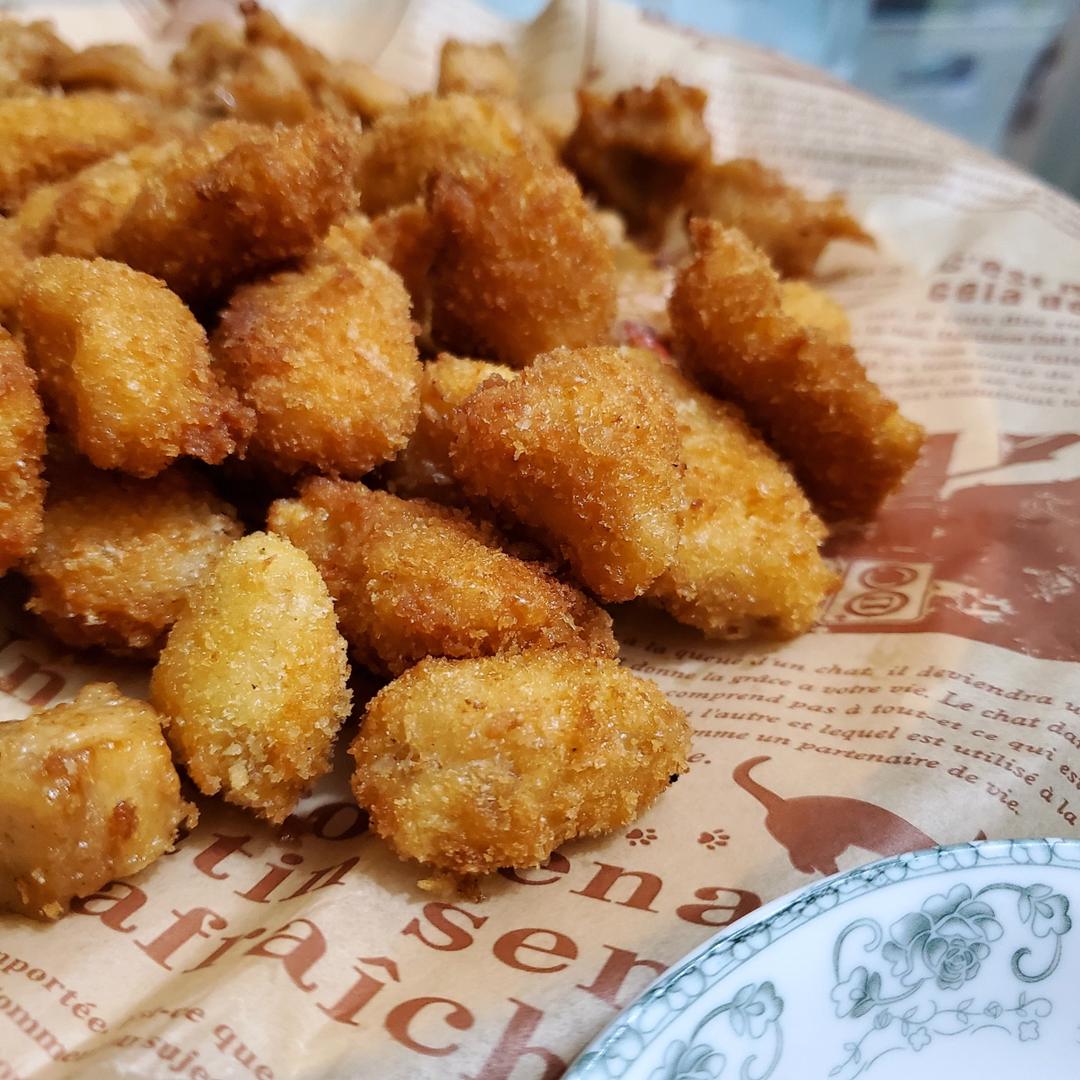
437, 39, 519, 98
450, 346, 684, 600
20, 255, 253, 477
628, 349, 834, 638
779, 279, 851, 343
0, 222, 26, 326
0, 683, 196, 920
428, 153, 617, 366
24, 465, 242, 657
356, 93, 545, 215
9, 140, 176, 261
356, 203, 435, 319
104, 116, 363, 302
212, 255, 421, 477
0, 329, 46, 575
170, 7, 406, 125
682, 159, 873, 277
351, 649, 689, 876
382, 353, 514, 502
0, 17, 73, 95
268, 476, 616, 676
564, 77, 711, 238
669, 220, 923, 521
0, 92, 155, 211
55, 44, 176, 98
151, 532, 352, 823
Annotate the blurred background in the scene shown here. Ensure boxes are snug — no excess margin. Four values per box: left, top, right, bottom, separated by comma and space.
486, 0, 1080, 198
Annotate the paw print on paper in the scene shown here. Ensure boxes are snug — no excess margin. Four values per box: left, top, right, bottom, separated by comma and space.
697, 828, 730, 851
626, 827, 658, 846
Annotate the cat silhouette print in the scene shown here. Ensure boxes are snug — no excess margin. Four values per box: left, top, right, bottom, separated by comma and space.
733, 755, 942, 875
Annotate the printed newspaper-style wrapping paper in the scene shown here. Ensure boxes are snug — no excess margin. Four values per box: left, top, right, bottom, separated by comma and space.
2, 0, 1080, 1075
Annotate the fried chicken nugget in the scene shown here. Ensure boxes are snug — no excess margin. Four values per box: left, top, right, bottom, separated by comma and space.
564, 77, 711, 239
382, 353, 513, 502
0, 329, 46, 575
55, 44, 177, 99
779, 279, 851, 343
0, 17, 73, 95
437, 39, 519, 98
212, 255, 420, 477
625, 349, 834, 638
151, 532, 351, 823
104, 116, 363, 302
669, 221, 923, 521
0, 222, 27, 326
682, 159, 873, 278
8, 141, 177, 261
20, 255, 253, 477
356, 93, 547, 215
351, 649, 690, 876
428, 154, 617, 367
0, 683, 196, 920
24, 465, 242, 657
268, 477, 616, 676
450, 346, 684, 601
0, 93, 155, 211
171, 9, 406, 126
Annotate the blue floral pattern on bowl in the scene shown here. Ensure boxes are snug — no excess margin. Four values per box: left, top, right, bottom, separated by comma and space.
568, 839, 1080, 1080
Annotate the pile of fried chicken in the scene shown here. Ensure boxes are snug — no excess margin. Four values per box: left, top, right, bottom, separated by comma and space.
0, 7, 923, 918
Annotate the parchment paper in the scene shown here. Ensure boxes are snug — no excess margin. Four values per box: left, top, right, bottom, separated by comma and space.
2, 1, 1080, 1076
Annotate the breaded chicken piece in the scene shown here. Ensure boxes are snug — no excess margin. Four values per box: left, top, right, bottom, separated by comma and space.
20, 255, 253, 477
0, 17, 73, 95
55, 44, 176, 99
0, 93, 155, 211
0, 222, 27, 326
240, 4, 407, 123
104, 116, 363, 302
212, 256, 420, 477
779, 279, 851, 343
437, 39, 519, 98
0, 330, 46, 575
669, 221, 923, 521
626, 349, 834, 638
309, 204, 435, 330
382, 353, 513, 502
564, 77, 711, 239
682, 159, 873, 278
9, 141, 177, 260
0, 683, 196, 920
151, 532, 351, 823
268, 477, 615, 676
352, 649, 689, 876
428, 154, 617, 366
356, 93, 547, 215
24, 465, 242, 657
450, 346, 684, 600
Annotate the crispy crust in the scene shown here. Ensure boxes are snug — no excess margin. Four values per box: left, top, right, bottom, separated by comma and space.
630, 348, 835, 639
24, 465, 242, 657
428, 153, 616, 366
212, 255, 421, 477
449, 346, 684, 600
20, 255, 253, 477
682, 159, 873, 277
151, 532, 352, 823
351, 649, 689, 875
0, 329, 46, 575
104, 116, 363, 302
669, 221, 923, 521
268, 476, 616, 675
